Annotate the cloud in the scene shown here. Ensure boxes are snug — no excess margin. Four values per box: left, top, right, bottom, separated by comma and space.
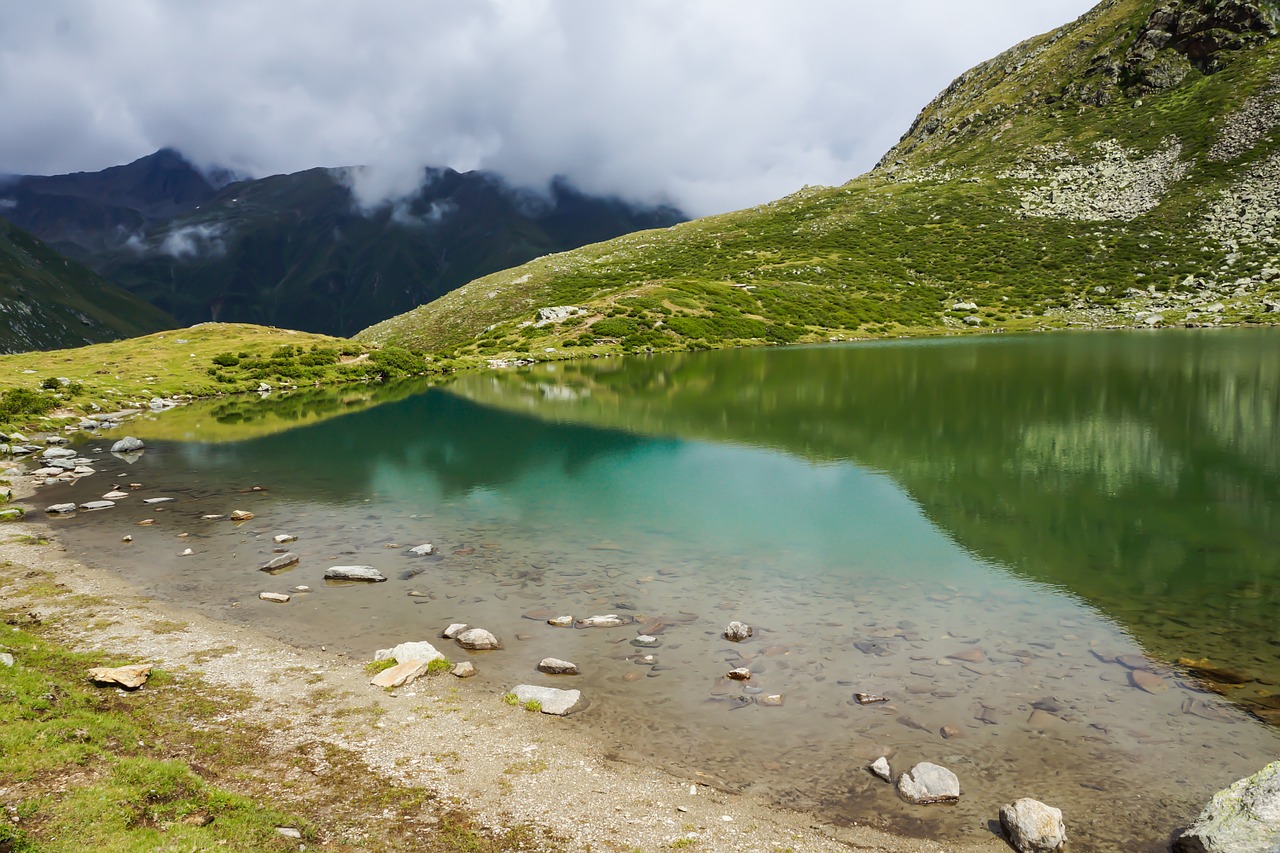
0, 198, 15, 210
0, 1, 1095, 216
159, 223, 227, 259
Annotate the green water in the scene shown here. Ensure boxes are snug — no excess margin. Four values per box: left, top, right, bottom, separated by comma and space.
39, 328, 1280, 850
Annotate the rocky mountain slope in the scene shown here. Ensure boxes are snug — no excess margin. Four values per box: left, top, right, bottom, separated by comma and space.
0, 218, 174, 353
1, 151, 684, 338
358, 0, 1280, 359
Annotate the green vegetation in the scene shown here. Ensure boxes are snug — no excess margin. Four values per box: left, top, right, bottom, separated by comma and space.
358, 0, 1280, 357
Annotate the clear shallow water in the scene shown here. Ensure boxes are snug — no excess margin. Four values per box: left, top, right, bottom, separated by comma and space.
37, 329, 1280, 851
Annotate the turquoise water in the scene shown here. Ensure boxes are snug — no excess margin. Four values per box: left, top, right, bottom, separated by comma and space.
38, 329, 1280, 850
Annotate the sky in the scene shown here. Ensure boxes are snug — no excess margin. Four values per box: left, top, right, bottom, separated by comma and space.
0, 1, 1095, 217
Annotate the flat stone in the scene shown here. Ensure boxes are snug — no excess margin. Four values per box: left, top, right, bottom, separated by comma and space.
1130, 669, 1168, 694
78, 500, 115, 511
323, 565, 386, 582
202, 514, 225, 520
537, 658, 579, 675
259, 552, 300, 573
273, 533, 298, 544
374, 641, 444, 664
757, 693, 784, 706
576, 614, 631, 628
41, 447, 76, 459
110, 436, 144, 453
441, 623, 470, 639
370, 659, 432, 688
1173, 761, 1280, 852
897, 762, 961, 805
88, 663, 152, 689
511, 684, 583, 716
452, 661, 477, 678
547, 615, 574, 627
456, 628, 502, 650
1000, 798, 1068, 852
854, 692, 889, 705
631, 635, 660, 647
44, 503, 77, 514
102, 490, 129, 500
948, 648, 986, 663
142, 497, 175, 504
259, 592, 290, 603
408, 543, 436, 556
276, 828, 302, 839
871, 757, 892, 782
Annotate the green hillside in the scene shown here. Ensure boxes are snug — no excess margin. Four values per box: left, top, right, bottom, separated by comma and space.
358, 0, 1280, 357
0, 219, 174, 353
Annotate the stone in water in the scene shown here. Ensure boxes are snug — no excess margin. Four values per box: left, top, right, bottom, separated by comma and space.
724, 621, 753, 642
323, 565, 386, 582
870, 757, 892, 782
408, 543, 435, 556
259, 592, 290, 603
259, 552, 299, 573
230, 510, 254, 521
456, 628, 502, 650
726, 668, 751, 681
273, 533, 297, 544
897, 762, 961, 805
110, 436, 144, 453
1000, 798, 1067, 853
537, 658, 579, 675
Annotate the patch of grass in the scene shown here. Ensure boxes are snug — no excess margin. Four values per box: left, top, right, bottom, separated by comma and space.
426, 657, 452, 675
502, 693, 519, 707
522, 699, 542, 713
364, 658, 398, 674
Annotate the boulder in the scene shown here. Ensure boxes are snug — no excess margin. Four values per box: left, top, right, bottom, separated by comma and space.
323, 565, 386, 582
45, 503, 77, 514
374, 641, 445, 665
724, 621, 753, 642
1173, 761, 1280, 852
88, 663, 152, 689
41, 447, 76, 459
407, 543, 436, 556
110, 436, 145, 453
897, 762, 961, 805
1000, 798, 1067, 852
259, 552, 300, 573
511, 684, 583, 716
456, 628, 502, 650
870, 756, 892, 782
537, 658, 580, 675
452, 661, 477, 678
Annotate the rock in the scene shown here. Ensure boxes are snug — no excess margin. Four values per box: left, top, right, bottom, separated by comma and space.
44, 503, 77, 514
230, 510, 254, 520
964, 315, 983, 326
41, 447, 76, 459
374, 641, 444, 664
259, 592, 291, 603
143, 497, 175, 504
44, 435, 70, 445
1000, 798, 1068, 852
370, 659, 433, 688
88, 663, 152, 689
259, 552, 300, 573
631, 635, 661, 647
102, 490, 129, 500
896, 762, 961, 805
948, 648, 986, 663
456, 628, 502, 650
78, 500, 115, 511
323, 565, 386, 582
757, 693, 784, 706
276, 827, 302, 839
1129, 669, 1169, 693
1173, 761, 1280, 852
547, 615, 574, 627
407, 543, 436, 556
940, 725, 964, 739
854, 692, 889, 705
273, 533, 298, 544
452, 661, 477, 678
180, 548, 193, 556
724, 621, 753, 642
576, 614, 631, 628
110, 436, 144, 453
726, 668, 752, 680
441, 623, 470, 639
870, 757, 892, 782
534, 305, 585, 326
537, 658, 580, 675
511, 684, 583, 716
202, 514, 225, 520
120, 535, 132, 542
0, 652, 13, 667
952, 301, 979, 311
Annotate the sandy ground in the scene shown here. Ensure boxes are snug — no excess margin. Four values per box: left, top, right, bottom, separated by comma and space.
2, 467, 1009, 853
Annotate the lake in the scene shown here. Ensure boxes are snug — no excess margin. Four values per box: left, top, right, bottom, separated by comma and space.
38, 329, 1280, 850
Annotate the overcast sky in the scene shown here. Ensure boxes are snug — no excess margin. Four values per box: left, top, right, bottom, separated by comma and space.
0, 1, 1094, 216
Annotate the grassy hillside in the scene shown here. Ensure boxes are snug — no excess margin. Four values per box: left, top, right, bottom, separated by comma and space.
358, 0, 1280, 358
0, 323, 441, 430
0, 219, 175, 353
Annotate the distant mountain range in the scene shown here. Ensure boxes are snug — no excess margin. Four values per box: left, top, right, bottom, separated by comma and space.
0, 150, 685, 339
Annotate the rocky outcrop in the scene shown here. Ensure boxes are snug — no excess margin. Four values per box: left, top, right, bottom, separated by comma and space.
1173, 761, 1280, 852
1127, 0, 1278, 90
1007, 139, 1188, 221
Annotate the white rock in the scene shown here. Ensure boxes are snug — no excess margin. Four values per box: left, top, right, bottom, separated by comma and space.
452, 661, 477, 678
78, 500, 115, 511
102, 490, 129, 500
456, 628, 502, 650
441, 623, 470, 639
374, 641, 444, 665
537, 658, 579, 675
45, 503, 77, 514
143, 497, 175, 504
110, 436, 144, 453
259, 552, 299, 572
547, 615, 574, 627
952, 301, 979, 311
724, 621, 753, 642
576, 614, 630, 628
1000, 798, 1067, 852
0, 652, 13, 667
897, 762, 961, 804
408, 543, 435, 556
323, 565, 386, 582
275, 827, 301, 839
41, 447, 76, 459
259, 592, 290, 603
511, 684, 583, 716
631, 635, 660, 647
273, 533, 298, 544
1173, 761, 1280, 853
870, 757, 892, 782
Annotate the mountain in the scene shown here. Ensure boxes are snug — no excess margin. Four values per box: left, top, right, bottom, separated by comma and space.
0, 218, 174, 353
356, 0, 1280, 358
0, 152, 685, 338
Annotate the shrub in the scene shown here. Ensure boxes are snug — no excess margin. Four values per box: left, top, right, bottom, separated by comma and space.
0, 388, 57, 421
211, 353, 240, 367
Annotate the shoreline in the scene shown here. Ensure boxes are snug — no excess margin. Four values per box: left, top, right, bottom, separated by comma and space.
2, 468, 1007, 852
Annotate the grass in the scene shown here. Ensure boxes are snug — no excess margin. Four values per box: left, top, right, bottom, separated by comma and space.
356, 0, 1280, 360
0, 564, 557, 851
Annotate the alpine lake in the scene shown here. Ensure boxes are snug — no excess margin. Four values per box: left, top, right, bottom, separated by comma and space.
37, 328, 1280, 851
